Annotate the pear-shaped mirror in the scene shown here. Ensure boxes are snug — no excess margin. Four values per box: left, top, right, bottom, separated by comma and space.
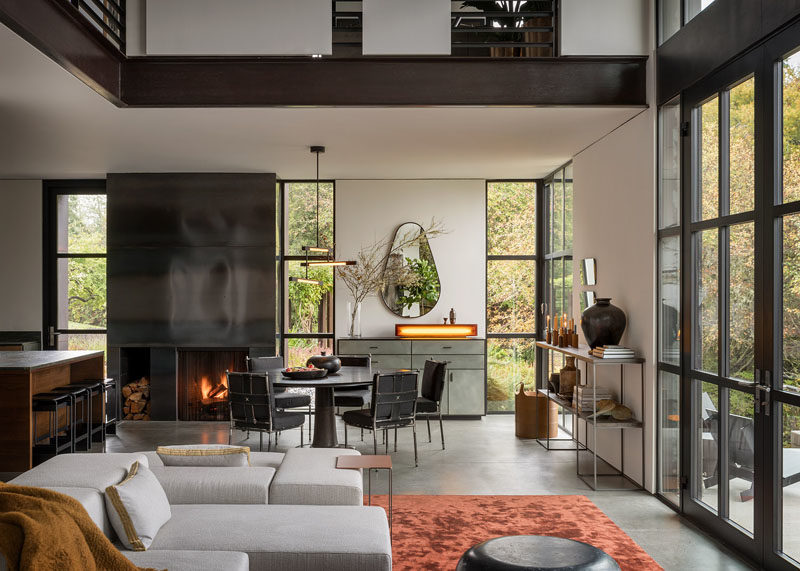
381, 222, 441, 317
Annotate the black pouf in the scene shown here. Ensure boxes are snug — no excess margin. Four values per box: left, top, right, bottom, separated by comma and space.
456, 535, 620, 571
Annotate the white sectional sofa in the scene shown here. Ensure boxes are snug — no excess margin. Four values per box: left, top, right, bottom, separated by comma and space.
3, 448, 392, 571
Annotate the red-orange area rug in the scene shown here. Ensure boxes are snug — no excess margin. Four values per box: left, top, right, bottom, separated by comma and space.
368, 494, 662, 571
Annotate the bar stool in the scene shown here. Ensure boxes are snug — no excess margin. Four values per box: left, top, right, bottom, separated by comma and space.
103, 378, 118, 435
49, 385, 91, 451
69, 380, 106, 444
32, 392, 74, 465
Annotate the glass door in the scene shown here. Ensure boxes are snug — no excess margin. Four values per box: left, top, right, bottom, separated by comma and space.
764, 33, 800, 570
681, 52, 763, 562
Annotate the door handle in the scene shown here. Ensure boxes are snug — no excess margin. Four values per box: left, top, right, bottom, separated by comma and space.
48, 326, 61, 347
762, 371, 771, 417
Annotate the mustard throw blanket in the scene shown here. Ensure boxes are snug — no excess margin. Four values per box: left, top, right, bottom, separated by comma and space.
0, 483, 158, 571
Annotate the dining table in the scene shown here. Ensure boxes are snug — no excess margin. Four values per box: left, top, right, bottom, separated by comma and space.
270, 365, 376, 448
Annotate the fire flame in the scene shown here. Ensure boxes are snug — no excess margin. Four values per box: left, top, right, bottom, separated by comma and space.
200, 374, 229, 400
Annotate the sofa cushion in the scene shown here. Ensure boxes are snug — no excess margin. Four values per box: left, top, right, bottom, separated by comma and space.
105, 461, 171, 551
142, 450, 285, 469
150, 504, 391, 571
122, 550, 249, 571
150, 466, 275, 504
157, 444, 251, 467
8, 453, 149, 492
270, 448, 363, 506
44, 487, 115, 540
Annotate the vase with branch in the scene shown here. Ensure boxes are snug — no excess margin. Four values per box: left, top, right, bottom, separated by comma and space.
337, 219, 446, 337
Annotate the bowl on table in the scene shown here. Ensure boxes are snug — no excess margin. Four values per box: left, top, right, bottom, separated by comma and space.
281, 367, 328, 380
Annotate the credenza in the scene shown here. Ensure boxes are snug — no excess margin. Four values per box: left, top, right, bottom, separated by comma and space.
337, 338, 486, 417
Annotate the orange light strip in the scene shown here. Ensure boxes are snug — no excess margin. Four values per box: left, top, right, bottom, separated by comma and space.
395, 324, 478, 338
301, 260, 357, 267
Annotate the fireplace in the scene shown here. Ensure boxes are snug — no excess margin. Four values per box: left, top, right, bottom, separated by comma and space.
178, 349, 247, 421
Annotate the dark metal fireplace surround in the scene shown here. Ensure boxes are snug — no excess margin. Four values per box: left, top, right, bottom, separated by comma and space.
107, 173, 277, 421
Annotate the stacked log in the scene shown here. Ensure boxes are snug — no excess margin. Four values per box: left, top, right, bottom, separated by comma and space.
122, 377, 151, 421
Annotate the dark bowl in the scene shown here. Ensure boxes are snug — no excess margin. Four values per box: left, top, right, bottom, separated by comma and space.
281, 368, 328, 380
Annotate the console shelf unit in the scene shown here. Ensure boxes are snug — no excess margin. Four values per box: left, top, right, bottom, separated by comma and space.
535, 341, 645, 491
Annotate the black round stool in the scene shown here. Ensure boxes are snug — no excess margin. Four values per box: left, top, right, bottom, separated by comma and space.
457, 535, 620, 571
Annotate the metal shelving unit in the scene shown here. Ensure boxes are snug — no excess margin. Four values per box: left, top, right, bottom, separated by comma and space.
536, 342, 645, 491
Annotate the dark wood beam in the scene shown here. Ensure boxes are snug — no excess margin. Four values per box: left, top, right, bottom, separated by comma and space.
0, 0, 122, 105
121, 57, 647, 107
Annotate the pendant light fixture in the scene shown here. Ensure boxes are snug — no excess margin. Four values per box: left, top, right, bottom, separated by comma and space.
289, 146, 355, 286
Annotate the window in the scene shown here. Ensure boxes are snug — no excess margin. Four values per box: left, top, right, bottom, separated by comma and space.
281, 181, 335, 366
44, 181, 107, 362
658, 0, 716, 45
657, 96, 681, 506
543, 164, 573, 381
486, 181, 537, 412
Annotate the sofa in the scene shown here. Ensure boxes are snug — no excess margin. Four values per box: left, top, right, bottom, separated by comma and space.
2, 448, 392, 571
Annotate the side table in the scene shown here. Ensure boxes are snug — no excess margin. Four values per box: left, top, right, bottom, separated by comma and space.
336, 455, 393, 536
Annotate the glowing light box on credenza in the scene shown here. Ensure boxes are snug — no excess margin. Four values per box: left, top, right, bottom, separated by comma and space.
394, 324, 478, 338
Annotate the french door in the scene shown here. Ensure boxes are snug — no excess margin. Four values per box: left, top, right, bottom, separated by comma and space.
680, 19, 800, 569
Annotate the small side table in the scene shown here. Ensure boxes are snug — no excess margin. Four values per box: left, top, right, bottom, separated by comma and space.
336, 455, 393, 535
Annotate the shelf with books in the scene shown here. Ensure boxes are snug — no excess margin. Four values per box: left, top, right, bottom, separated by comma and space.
537, 389, 644, 429
534, 341, 644, 364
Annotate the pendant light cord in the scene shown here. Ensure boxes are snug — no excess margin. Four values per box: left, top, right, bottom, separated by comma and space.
315, 149, 320, 247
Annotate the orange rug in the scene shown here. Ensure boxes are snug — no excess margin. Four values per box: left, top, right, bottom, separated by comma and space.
368, 494, 662, 571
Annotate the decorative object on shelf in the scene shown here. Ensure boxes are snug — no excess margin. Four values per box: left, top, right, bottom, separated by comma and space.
585, 398, 634, 421
580, 297, 627, 349
394, 323, 478, 338
443, 317, 448, 324
580, 291, 596, 312
545, 315, 552, 344
547, 373, 560, 394
558, 356, 580, 400
290, 146, 356, 287
338, 220, 446, 336
449, 308, 456, 324
347, 301, 362, 338
580, 258, 597, 286
381, 222, 442, 317
306, 352, 342, 374
281, 367, 328, 380
575, 389, 613, 412
590, 345, 635, 359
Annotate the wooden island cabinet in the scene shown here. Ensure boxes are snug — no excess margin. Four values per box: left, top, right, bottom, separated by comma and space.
0, 350, 105, 472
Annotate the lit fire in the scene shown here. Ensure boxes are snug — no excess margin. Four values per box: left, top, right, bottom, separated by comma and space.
200, 374, 229, 400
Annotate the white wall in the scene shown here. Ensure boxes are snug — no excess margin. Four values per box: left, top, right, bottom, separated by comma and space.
135, 0, 332, 56
334, 179, 486, 339
571, 108, 656, 491
560, 0, 649, 55
0, 180, 42, 331
363, 0, 451, 55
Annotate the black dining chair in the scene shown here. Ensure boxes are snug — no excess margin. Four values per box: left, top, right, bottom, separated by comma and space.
415, 360, 448, 450
334, 355, 372, 440
246, 356, 313, 440
227, 371, 305, 451
342, 371, 420, 467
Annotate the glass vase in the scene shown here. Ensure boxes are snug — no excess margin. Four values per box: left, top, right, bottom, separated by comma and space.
347, 302, 362, 338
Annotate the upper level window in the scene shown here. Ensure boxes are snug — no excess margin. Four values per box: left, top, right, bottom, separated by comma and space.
659, 0, 716, 45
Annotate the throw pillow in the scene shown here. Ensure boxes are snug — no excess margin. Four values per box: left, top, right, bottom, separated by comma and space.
156, 444, 251, 467
104, 461, 171, 551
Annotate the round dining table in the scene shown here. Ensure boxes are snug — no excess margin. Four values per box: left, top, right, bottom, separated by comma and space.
270, 366, 375, 448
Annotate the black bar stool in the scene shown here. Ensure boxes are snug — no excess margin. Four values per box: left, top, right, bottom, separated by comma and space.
32, 392, 74, 465
49, 385, 91, 451
69, 380, 106, 444
103, 378, 118, 435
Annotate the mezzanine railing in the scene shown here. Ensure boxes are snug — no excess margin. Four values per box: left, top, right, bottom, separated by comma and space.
61, 0, 125, 52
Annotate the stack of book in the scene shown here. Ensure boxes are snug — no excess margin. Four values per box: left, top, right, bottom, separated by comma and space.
590, 345, 635, 359
574, 386, 613, 411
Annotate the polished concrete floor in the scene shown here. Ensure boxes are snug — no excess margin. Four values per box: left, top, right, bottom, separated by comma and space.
103, 415, 755, 570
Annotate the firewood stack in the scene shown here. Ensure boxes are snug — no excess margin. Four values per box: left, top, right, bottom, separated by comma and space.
122, 377, 151, 421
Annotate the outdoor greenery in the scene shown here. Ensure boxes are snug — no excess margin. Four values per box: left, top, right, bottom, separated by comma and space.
487, 181, 540, 411
395, 257, 440, 312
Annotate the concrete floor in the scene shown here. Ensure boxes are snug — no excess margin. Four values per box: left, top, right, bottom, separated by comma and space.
103, 415, 755, 570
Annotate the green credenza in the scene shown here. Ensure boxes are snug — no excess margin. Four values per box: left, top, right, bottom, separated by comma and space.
337, 338, 486, 417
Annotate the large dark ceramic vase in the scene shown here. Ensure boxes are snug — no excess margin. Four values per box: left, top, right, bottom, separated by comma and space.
306, 352, 341, 374
580, 298, 627, 349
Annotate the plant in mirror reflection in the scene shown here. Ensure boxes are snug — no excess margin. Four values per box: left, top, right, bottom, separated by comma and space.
337, 219, 447, 337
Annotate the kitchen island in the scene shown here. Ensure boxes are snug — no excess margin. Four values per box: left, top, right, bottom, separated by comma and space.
0, 350, 104, 471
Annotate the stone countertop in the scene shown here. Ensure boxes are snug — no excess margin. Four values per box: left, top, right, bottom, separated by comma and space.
0, 350, 104, 372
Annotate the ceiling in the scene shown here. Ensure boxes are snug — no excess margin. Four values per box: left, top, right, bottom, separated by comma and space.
0, 23, 646, 181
